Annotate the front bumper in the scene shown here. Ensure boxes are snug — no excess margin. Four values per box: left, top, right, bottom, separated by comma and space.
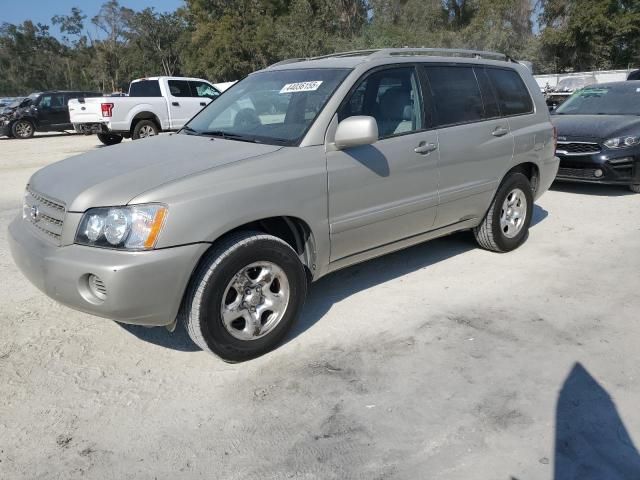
8, 216, 208, 326
1, 121, 11, 137
555, 150, 640, 186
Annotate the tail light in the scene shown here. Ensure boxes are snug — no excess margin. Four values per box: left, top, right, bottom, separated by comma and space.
552, 126, 558, 152
101, 103, 114, 117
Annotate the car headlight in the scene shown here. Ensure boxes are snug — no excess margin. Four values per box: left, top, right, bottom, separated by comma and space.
75, 204, 167, 250
604, 136, 640, 149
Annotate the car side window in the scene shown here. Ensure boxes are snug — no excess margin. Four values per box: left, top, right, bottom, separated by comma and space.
189, 81, 220, 99
168, 80, 191, 97
486, 68, 534, 116
338, 67, 423, 138
424, 65, 484, 127
474, 68, 501, 119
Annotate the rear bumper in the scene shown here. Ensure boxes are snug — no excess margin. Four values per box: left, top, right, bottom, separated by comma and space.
73, 122, 110, 135
535, 156, 560, 200
8, 215, 209, 326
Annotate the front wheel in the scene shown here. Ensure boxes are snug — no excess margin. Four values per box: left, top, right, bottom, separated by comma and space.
474, 172, 534, 252
97, 133, 123, 146
630, 184, 640, 193
12, 120, 35, 139
182, 231, 307, 362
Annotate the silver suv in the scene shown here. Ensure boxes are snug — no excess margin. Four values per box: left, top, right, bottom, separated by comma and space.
9, 49, 559, 361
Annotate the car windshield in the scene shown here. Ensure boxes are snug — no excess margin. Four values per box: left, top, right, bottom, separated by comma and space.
555, 85, 640, 115
182, 68, 351, 146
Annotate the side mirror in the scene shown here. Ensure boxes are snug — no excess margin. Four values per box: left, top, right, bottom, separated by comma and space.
334, 116, 378, 150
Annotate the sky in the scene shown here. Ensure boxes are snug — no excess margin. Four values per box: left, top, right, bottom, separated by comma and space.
0, 0, 185, 38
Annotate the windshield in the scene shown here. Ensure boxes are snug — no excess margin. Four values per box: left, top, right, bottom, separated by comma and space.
182, 68, 351, 146
555, 85, 640, 115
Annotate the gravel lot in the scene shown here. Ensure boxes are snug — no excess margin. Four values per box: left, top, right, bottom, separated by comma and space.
1, 133, 639, 479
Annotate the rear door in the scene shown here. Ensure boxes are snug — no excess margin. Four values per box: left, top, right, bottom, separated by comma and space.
327, 65, 440, 261
423, 64, 514, 227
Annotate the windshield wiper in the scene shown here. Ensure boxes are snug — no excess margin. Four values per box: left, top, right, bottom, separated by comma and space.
199, 130, 262, 143
180, 125, 199, 135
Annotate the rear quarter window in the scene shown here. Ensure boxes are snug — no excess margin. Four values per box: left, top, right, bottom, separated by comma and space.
129, 80, 162, 97
486, 68, 534, 116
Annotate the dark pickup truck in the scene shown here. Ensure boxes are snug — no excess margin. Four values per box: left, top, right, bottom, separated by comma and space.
1, 90, 102, 139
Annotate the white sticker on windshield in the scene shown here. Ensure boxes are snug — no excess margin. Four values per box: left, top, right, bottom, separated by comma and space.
280, 81, 323, 94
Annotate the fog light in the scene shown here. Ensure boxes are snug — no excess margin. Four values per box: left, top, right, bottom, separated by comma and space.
87, 274, 107, 301
594, 169, 604, 178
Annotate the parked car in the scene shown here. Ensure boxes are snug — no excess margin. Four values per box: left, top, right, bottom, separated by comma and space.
628, 69, 640, 81
69, 76, 223, 145
9, 48, 559, 361
0, 91, 102, 139
544, 74, 596, 110
551, 81, 640, 193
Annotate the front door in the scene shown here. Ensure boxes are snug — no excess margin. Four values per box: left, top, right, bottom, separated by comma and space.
37, 93, 69, 129
327, 66, 440, 261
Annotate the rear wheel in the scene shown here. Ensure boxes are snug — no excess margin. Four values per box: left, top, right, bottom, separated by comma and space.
474, 172, 533, 252
182, 231, 307, 362
12, 120, 35, 139
630, 184, 640, 193
132, 120, 158, 140
97, 133, 123, 146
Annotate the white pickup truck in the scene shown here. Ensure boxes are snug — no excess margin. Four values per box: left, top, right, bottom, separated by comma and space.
69, 76, 231, 145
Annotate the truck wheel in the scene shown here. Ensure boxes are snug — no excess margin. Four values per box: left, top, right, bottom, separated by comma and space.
12, 120, 35, 139
474, 172, 533, 253
132, 120, 158, 140
630, 184, 640, 193
97, 133, 123, 146
182, 231, 307, 362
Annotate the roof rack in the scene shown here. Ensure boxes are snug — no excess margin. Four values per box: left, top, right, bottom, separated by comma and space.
267, 47, 517, 69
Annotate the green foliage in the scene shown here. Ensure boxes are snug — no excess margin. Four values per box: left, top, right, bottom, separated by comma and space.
0, 0, 637, 96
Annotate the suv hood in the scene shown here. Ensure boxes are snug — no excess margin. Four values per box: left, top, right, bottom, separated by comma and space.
29, 134, 282, 212
551, 114, 640, 140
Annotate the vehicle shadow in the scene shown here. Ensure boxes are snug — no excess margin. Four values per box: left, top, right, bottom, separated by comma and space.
0, 132, 76, 141
120, 204, 548, 352
551, 181, 634, 197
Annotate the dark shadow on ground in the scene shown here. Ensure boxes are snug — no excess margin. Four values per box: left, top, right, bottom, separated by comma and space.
553, 362, 640, 479
0, 131, 76, 141
551, 181, 634, 197
121, 204, 549, 352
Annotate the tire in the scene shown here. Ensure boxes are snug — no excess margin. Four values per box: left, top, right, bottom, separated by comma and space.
474, 172, 534, 253
97, 133, 123, 146
11, 120, 35, 139
131, 119, 158, 140
630, 184, 640, 193
182, 231, 307, 362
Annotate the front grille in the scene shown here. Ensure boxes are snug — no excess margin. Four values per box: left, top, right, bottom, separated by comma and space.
557, 167, 599, 179
24, 186, 66, 245
556, 142, 601, 156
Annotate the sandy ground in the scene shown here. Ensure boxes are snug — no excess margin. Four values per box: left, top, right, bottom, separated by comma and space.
1, 132, 639, 479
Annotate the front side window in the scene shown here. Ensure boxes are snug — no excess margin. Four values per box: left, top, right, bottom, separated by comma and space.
486, 68, 534, 116
189, 81, 220, 99
183, 68, 350, 146
424, 66, 484, 127
338, 67, 423, 138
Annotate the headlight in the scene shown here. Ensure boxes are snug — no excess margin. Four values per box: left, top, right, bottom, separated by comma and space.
604, 136, 640, 149
75, 204, 167, 250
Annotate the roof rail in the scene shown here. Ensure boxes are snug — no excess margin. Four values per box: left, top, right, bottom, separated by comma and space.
371, 48, 508, 61
267, 47, 518, 69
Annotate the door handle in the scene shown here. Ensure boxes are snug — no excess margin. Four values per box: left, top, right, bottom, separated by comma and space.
200, 102, 206, 106
492, 126, 509, 137
172, 102, 180, 107
414, 142, 438, 155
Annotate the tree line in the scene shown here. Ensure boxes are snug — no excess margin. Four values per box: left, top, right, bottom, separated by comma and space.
1, 0, 639, 96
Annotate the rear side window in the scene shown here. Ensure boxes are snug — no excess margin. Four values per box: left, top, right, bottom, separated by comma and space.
129, 80, 162, 97
168, 80, 191, 97
474, 68, 501, 119
486, 68, 533, 116
424, 66, 484, 127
